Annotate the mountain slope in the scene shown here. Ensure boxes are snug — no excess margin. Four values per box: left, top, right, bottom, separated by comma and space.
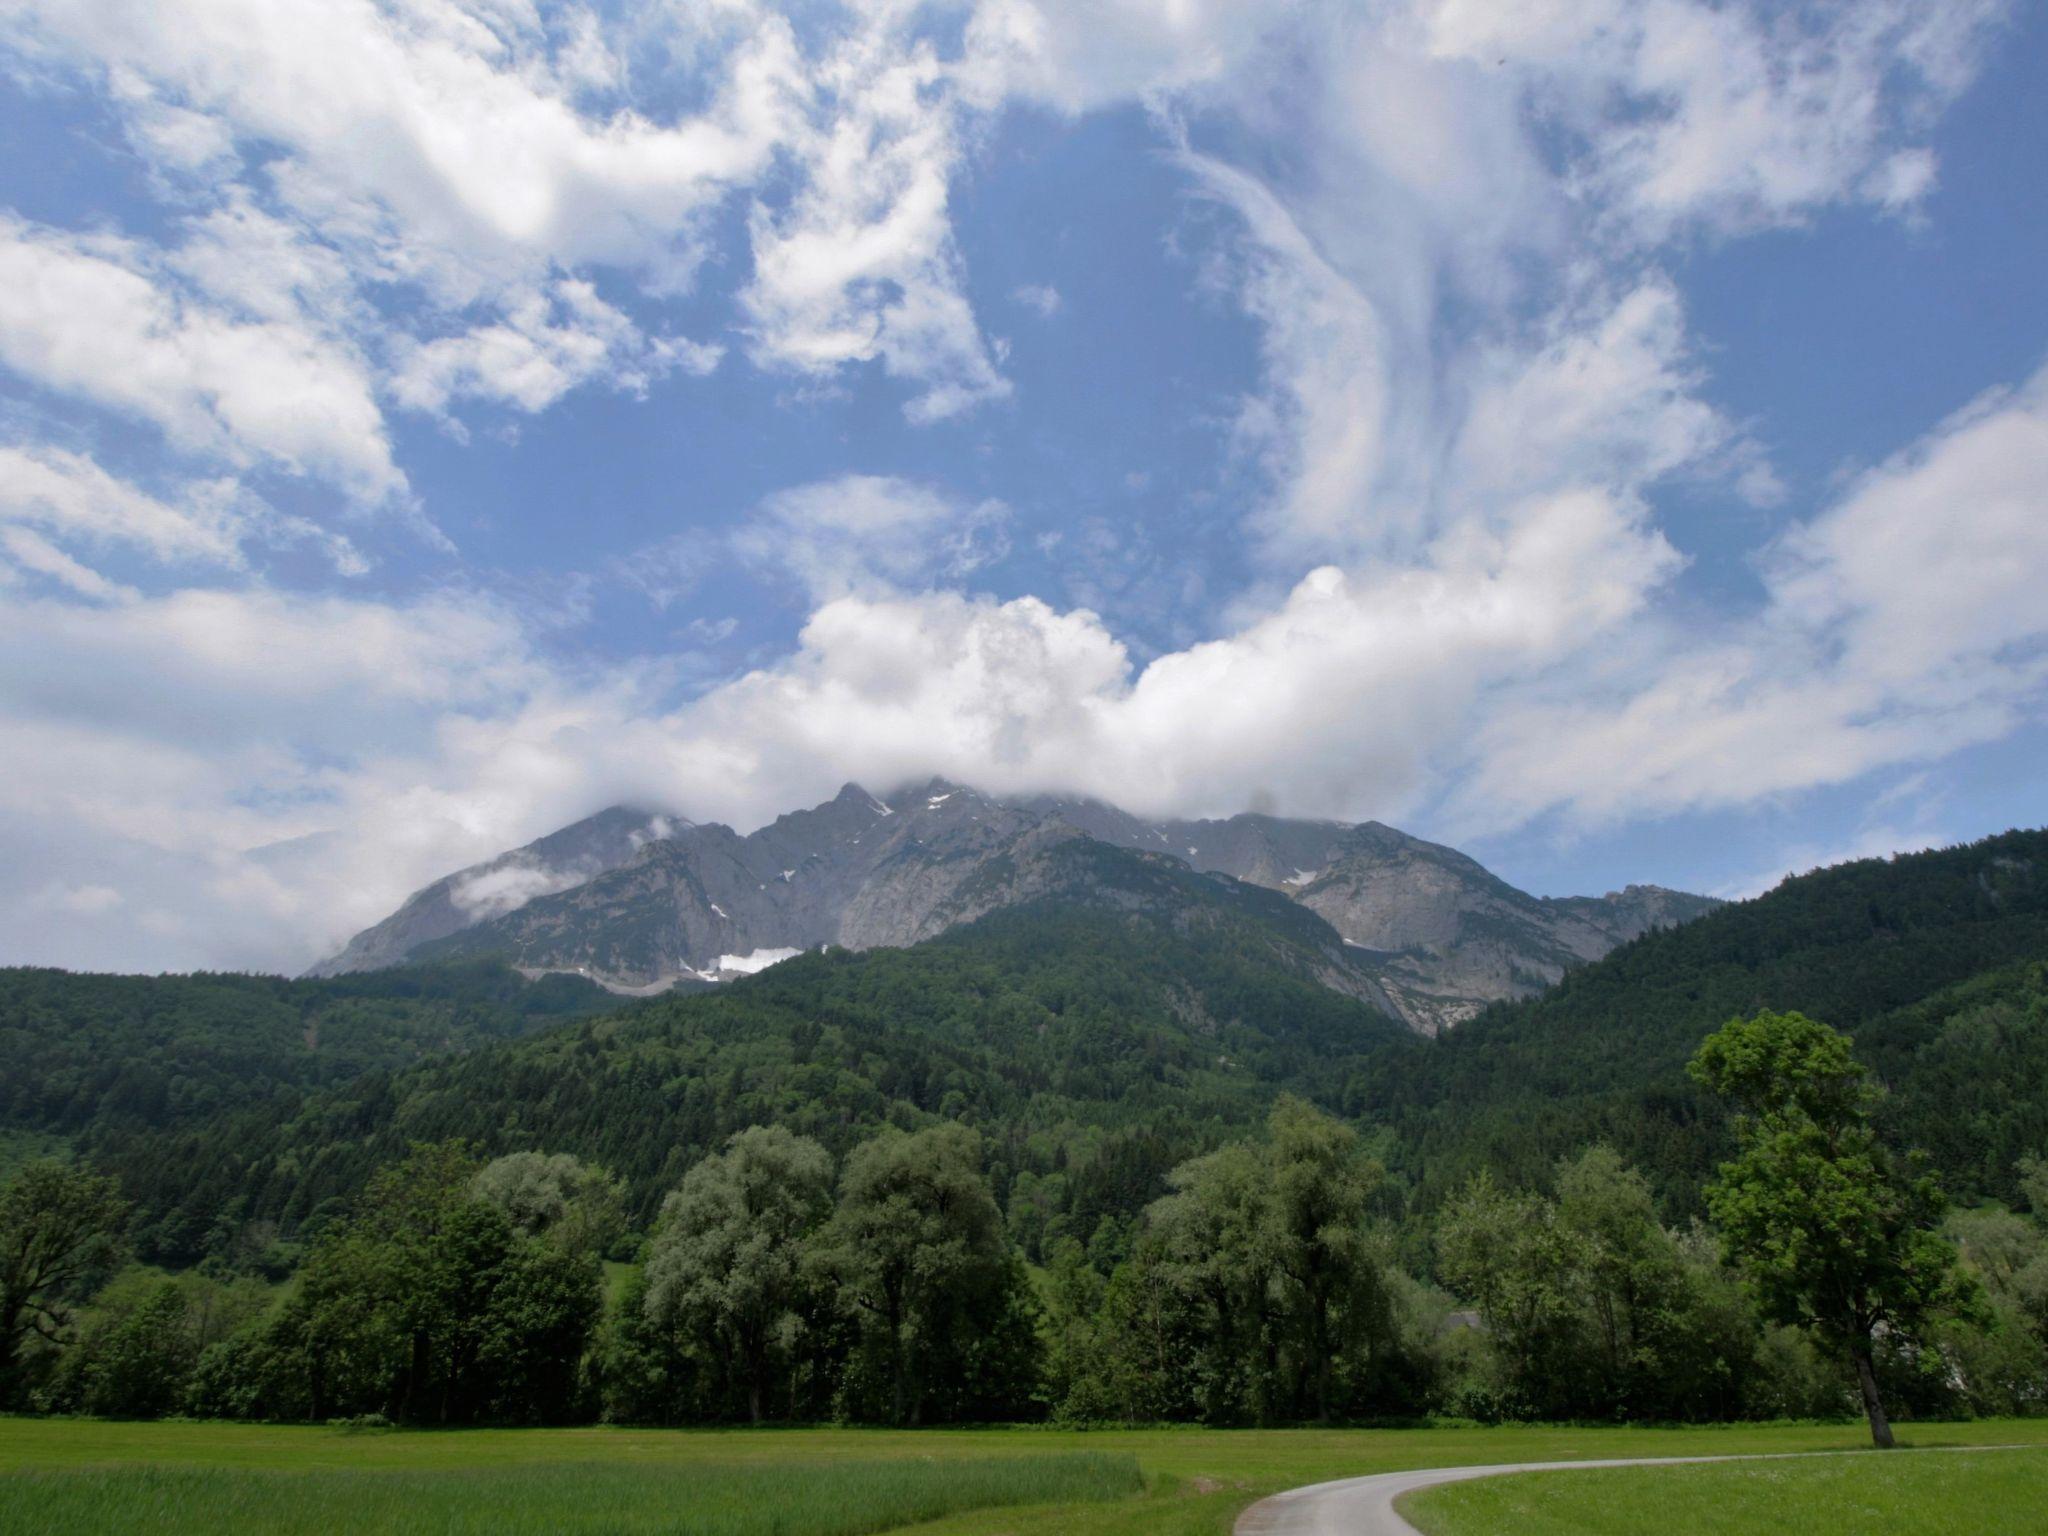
317, 781, 1719, 1031
1028, 797, 1718, 1030
104, 837, 1422, 1263
1361, 828, 2048, 1210
0, 960, 612, 1147
307, 806, 678, 976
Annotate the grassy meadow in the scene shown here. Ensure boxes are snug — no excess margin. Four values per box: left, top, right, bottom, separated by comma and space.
1400, 1447, 2048, 1536
7, 1419, 2048, 1535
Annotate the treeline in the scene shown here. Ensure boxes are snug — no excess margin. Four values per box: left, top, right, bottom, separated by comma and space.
7, 1071, 2045, 1429
81, 903, 1415, 1269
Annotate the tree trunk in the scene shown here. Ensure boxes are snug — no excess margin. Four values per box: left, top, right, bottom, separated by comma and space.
1850, 1340, 1895, 1448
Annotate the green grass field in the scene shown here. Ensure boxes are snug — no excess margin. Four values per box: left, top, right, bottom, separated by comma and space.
1400, 1447, 2048, 1536
4, 1418, 2048, 1535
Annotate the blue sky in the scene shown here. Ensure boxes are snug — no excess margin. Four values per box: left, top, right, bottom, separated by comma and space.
0, 0, 2044, 972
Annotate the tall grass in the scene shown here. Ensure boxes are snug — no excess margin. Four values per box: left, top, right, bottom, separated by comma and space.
0, 1453, 1143, 1536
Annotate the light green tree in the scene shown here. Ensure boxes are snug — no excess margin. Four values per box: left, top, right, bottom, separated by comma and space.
642, 1126, 832, 1423
808, 1123, 1014, 1425
472, 1151, 626, 1255
1690, 1009, 1975, 1447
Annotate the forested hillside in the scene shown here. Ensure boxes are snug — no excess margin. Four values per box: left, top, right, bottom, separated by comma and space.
0, 962, 613, 1181
1365, 829, 2048, 1211
16, 830, 2048, 1267
90, 861, 1418, 1266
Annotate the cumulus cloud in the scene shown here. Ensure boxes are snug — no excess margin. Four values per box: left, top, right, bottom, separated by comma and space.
7, 353, 2044, 973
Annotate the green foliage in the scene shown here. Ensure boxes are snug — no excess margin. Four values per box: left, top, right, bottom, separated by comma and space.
86, 899, 1414, 1274
0, 961, 612, 1265
0, 1160, 128, 1407
1435, 1150, 1768, 1423
472, 1151, 628, 1256
230, 1143, 609, 1425
36, 1267, 270, 1418
1364, 830, 2048, 1213
641, 1127, 834, 1423
1057, 1099, 1426, 1425
809, 1124, 1041, 1424
1692, 1010, 1977, 1445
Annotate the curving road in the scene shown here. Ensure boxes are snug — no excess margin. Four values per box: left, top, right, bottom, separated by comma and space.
1231, 1447, 2034, 1536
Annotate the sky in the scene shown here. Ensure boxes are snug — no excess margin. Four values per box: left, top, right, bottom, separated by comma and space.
1, 0, 2045, 975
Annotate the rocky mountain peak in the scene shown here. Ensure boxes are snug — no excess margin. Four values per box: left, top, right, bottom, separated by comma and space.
310, 782, 1722, 1033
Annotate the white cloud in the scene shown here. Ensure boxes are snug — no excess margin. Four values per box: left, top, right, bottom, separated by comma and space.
6, 350, 2041, 973
740, 12, 1010, 423
0, 527, 133, 603
0, 216, 402, 501
390, 278, 720, 422
0, 445, 364, 579
0, 0, 2033, 975
1421, 0, 2010, 238
3, 0, 799, 294
1451, 361, 2048, 832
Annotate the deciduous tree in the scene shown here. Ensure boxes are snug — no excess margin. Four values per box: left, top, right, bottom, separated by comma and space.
1690, 1010, 1975, 1447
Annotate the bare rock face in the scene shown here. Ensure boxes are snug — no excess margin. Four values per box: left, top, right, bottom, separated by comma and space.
304, 807, 681, 978
309, 781, 1720, 1032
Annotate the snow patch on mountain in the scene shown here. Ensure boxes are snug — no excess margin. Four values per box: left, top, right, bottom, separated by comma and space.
715, 947, 802, 975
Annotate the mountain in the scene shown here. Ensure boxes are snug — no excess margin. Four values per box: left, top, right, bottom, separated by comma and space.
305, 806, 679, 977
1359, 827, 2048, 1211
313, 780, 1718, 1032
105, 837, 1424, 1263
1021, 796, 1719, 1030
19, 825, 2047, 1270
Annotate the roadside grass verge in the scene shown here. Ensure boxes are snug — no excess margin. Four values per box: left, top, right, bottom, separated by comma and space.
0, 1453, 1143, 1536
1399, 1447, 2048, 1536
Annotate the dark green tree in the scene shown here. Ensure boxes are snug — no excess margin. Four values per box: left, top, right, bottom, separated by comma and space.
1266, 1097, 1385, 1422
1690, 1010, 1975, 1447
0, 1161, 127, 1406
808, 1123, 1033, 1424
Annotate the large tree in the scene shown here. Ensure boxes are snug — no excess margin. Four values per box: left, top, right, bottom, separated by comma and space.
808, 1123, 1029, 1424
1690, 1009, 1974, 1447
1266, 1096, 1385, 1423
0, 1161, 127, 1406
642, 1126, 833, 1423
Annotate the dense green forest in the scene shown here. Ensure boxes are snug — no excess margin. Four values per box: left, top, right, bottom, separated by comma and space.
87, 887, 1418, 1267
2, 827, 2045, 1430
1361, 828, 2048, 1213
